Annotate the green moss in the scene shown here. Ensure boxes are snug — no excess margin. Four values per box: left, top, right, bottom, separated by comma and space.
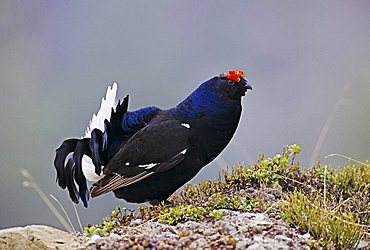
158, 204, 207, 225
84, 220, 116, 236
209, 209, 225, 220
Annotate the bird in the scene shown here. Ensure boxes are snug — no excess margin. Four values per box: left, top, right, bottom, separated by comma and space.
54, 70, 252, 207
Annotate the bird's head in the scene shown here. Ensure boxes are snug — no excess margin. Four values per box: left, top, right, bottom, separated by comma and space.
217, 69, 252, 100
174, 69, 252, 118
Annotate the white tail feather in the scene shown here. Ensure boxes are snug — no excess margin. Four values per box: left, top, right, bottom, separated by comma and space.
82, 83, 118, 182
84, 83, 118, 138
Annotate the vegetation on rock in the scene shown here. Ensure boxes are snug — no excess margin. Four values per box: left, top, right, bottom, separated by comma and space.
84, 144, 369, 249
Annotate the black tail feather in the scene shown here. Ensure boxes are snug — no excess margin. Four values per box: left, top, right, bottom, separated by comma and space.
73, 138, 91, 207
90, 128, 103, 175
54, 139, 79, 189
103, 95, 130, 160
107, 96, 129, 138
65, 158, 79, 204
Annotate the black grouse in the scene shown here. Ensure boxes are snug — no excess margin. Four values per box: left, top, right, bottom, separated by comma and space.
54, 70, 252, 207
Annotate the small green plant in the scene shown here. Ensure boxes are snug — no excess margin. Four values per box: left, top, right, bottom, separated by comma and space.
209, 209, 225, 220
249, 158, 281, 187
158, 204, 207, 225
84, 220, 116, 236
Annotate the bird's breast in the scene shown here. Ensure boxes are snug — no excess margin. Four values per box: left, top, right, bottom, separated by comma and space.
189, 110, 241, 163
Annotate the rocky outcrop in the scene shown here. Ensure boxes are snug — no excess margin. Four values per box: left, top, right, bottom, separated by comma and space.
83, 210, 310, 249
0, 225, 83, 250
0, 212, 308, 250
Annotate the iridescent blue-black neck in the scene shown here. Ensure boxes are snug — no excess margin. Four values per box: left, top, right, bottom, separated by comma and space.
170, 77, 242, 122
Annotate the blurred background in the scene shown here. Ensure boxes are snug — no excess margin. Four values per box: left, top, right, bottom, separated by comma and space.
0, 1, 369, 230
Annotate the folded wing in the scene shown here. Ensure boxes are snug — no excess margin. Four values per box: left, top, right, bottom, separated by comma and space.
90, 116, 191, 197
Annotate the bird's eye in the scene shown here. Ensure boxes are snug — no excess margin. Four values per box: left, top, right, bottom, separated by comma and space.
227, 79, 235, 86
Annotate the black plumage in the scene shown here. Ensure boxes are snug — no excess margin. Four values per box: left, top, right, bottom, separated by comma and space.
54, 70, 252, 207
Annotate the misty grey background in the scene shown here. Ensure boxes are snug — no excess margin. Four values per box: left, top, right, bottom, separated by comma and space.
1, 1, 369, 230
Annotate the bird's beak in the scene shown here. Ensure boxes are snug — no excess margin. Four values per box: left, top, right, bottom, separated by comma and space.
246, 82, 253, 90
238, 81, 252, 96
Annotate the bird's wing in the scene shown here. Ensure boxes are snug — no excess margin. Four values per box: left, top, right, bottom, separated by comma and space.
101, 103, 161, 161
89, 98, 162, 173
90, 116, 191, 197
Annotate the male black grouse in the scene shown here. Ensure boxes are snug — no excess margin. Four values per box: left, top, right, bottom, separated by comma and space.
54, 70, 252, 207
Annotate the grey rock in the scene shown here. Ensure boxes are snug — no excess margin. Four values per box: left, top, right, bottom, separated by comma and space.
89, 234, 101, 242
236, 239, 252, 249
108, 233, 120, 240
189, 237, 208, 248
129, 218, 143, 226
247, 243, 267, 250
301, 232, 310, 240
357, 239, 370, 249
252, 236, 292, 250
203, 227, 217, 236
275, 234, 293, 246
